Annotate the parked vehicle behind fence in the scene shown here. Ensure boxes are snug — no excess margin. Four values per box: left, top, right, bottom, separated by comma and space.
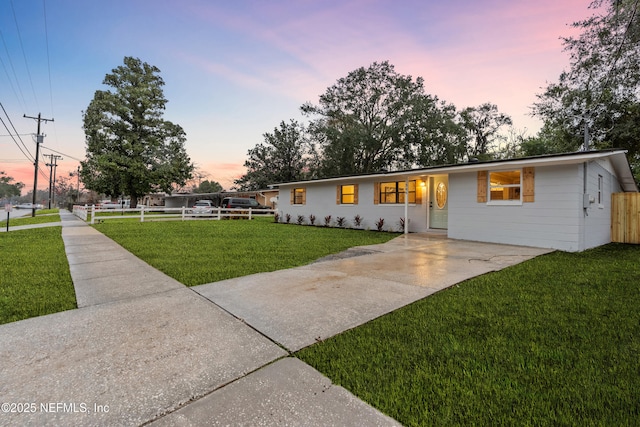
101, 200, 130, 209
221, 197, 269, 211
191, 200, 215, 215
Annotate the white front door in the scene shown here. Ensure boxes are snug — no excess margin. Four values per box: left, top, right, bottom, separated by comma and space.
429, 176, 448, 229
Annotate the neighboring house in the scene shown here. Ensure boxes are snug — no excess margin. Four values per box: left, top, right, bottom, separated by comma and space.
140, 193, 167, 207
275, 149, 638, 252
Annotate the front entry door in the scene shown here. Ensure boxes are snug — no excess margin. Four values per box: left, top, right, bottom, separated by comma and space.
429, 176, 448, 229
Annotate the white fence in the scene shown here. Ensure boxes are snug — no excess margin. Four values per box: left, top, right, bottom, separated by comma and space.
72, 205, 274, 224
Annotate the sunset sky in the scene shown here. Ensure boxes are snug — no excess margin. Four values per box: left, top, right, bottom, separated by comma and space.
0, 0, 597, 193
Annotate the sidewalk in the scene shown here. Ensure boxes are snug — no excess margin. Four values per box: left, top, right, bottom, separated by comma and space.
0, 211, 402, 426
0, 211, 550, 426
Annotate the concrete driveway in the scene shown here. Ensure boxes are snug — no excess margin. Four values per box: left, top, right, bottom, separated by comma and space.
0, 215, 551, 426
194, 234, 551, 352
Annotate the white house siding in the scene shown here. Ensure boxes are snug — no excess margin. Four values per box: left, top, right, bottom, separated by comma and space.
581, 160, 622, 250
278, 179, 428, 232
448, 165, 586, 251
278, 152, 632, 252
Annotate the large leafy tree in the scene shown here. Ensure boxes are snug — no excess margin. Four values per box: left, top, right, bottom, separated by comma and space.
406, 99, 469, 166
80, 57, 193, 207
234, 119, 312, 190
0, 171, 24, 199
302, 61, 454, 176
459, 103, 513, 160
532, 0, 640, 179
193, 180, 223, 193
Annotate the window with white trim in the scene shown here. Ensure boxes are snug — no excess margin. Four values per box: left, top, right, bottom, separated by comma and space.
489, 170, 521, 202
598, 174, 603, 206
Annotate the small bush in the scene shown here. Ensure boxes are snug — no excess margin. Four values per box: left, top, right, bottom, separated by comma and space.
297, 215, 305, 225
353, 214, 363, 228
324, 215, 332, 227
274, 213, 280, 223
375, 217, 385, 232
399, 217, 405, 232
309, 214, 316, 226
336, 217, 346, 227
285, 213, 291, 224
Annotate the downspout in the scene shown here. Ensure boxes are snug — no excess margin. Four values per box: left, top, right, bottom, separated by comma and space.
404, 177, 409, 234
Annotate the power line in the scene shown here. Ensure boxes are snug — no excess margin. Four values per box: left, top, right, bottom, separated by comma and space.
42, 0, 55, 119
0, 102, 35, 162
0, 30, 27, 112
10, 0, 39, 111
0, 115, 32, 162
41, 145, 83, 162
0, 101, 35, 162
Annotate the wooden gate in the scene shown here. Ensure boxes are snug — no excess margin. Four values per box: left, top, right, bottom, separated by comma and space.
611, 193, 640, 244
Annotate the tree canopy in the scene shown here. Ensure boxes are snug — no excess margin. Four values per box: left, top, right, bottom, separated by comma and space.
193, 179, 223, 193
0, 171, 24, 199
460, 103, 513, 160
80, 57, 193, 207
234, 120, 312, 190
236, 61, 512, 185
532, 0, 640, 179
302, 61, 467, 176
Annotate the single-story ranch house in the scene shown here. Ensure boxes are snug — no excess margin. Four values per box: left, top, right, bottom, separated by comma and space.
275, 149, 638, 252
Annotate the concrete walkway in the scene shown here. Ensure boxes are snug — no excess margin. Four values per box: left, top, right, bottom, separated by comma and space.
0, 211, 550, 426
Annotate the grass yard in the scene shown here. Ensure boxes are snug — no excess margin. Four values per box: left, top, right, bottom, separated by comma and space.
296, 244, 640, 426
93, 218, 399, 286
0, 227, 76, 325
1, 208, 60, 227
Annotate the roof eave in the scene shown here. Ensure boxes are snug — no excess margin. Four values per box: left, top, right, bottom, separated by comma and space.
273, 150, 637, 191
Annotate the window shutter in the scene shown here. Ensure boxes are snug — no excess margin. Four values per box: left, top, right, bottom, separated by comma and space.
373, 182, 380, 204
290, 188, 294, 204
477, 171, 487, 203
523, 167, 535, 202
301, 188, 306, 205
353, 184, 359, 205
336, 185, 341, 204
415, 180, 422, 204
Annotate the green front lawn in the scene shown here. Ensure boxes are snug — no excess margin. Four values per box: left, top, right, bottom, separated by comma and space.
93, 218, 399, 285
1, 208, 60, 227
3, 217, 638, 426
0, 227, 76, 324
296, 244, 640, 426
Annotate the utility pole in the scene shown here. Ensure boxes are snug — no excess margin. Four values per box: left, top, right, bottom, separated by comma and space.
583, 112, 590, 151
24, 113, 54, 217
45, 154, 62, 209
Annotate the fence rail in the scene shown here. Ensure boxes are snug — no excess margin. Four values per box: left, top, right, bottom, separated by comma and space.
611, 193, 640, 244
72, 205, 274, 224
